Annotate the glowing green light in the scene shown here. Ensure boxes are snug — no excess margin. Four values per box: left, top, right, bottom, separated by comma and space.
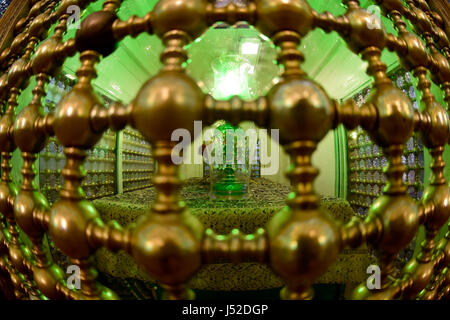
214, 70, 242, 98
240, 40, 260, 55
211, 55, 252, 100
210, 122, 248, 200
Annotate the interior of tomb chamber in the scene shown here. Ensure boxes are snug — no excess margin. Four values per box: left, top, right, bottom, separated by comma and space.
0, 0, 449, 300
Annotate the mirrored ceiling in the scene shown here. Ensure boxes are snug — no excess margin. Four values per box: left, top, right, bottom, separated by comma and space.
58, 0, 402, 105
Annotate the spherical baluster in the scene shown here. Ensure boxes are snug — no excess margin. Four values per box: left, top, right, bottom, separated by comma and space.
335, 0, 421, 299
12, 2, 90, 299
0, 0, 59, 298
48, 0, 127, 299
0, 0, 448, 301
248, 0, 342, 300
127, 0, 207, 300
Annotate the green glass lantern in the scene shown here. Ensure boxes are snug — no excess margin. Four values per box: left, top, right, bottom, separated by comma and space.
209, 121, 250, 200
211, 54, 253, 100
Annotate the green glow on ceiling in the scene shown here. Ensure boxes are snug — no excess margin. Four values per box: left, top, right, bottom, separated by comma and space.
214, 69, 242, 99
240, 39, 260, 55
50, 0, 408, 104
211, 55, 253, 100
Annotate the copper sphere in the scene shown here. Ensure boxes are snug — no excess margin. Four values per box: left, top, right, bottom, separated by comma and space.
49, 200, 99, 259
345, 7, 386, 53
31, 38, 62, 75
9, 32, 28, 57
0, 232, 6, 254
14, 104, 47, 153
14, 17, 28, 34
368, 85, 415, 147
422, 185, 450, 233
8, 58, 29, 89
415, 0, 430, 11
9, 271, 22, 289
434, 27, 449, 49
152, 0, 207, 39
131, 211, 203, 286
430, 51, 450, 85
53, 86, 103, 148
399, 32, 429, 70
33, 264, 64, 299
0, 73, 8, 101
402, 259, 435, 298
267, 207, 340, 296
441, 272, 450, 299
443, 240, 450, 267
255, 0, 313, 37
0, 48, 9, 66
368, 195, 419, 255
411, 7, 433, 35
14, 191, 47, 239
267, 78, 334, 144
8, 244, 27, 274
374, 0, 404, 13
0, 183, 15, 219
29, 0, 45, 18
131, 71, 203, 143
28, 13, 48, 39
75, 10, 118, 57
0, 114, 16, 153
431, 11, 444, 28
418, 100, 450, 148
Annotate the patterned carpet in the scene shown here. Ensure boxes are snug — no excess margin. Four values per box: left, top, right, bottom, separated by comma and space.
89, 178, 375, 296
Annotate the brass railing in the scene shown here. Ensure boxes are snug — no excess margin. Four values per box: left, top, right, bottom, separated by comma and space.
0, 0, 449, 300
